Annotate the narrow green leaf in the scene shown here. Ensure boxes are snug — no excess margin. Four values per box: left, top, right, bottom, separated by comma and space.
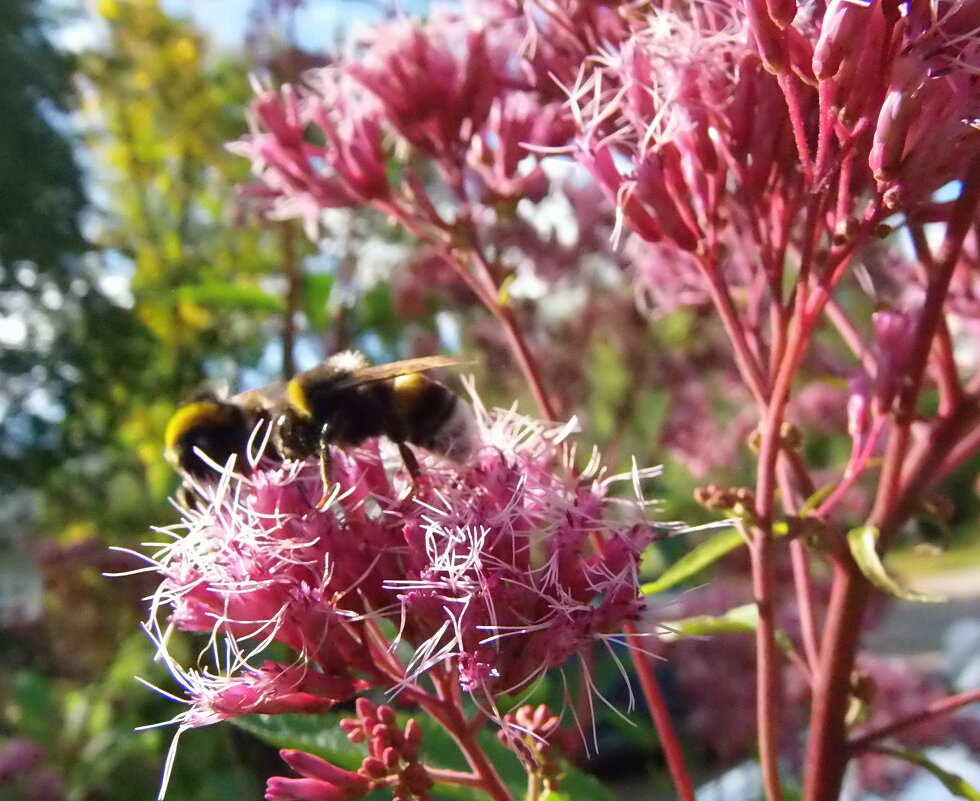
176, 283, 284, 313
847, 525, 946, 602
799, 483, 835, 516
658, 603, 795, 652
874, 746, 980, 801
641, 528, 743, 595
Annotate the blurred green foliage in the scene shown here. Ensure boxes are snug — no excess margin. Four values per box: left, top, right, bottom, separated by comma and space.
0, 1, 283, 799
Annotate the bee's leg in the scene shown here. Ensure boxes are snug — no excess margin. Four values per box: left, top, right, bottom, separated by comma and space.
314, 424, 334, 510
396, 442, 421, 484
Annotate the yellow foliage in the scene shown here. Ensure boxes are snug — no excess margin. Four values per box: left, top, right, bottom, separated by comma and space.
177, 298, 211, 330
61, 522, 98, 544
96, 0, 119, 20
172, 36, 198, 65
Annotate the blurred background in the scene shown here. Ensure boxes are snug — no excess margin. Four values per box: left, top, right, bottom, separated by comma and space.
1, 1, 977, 799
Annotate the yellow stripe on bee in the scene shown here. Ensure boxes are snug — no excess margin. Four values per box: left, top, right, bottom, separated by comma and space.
287, 377, 314, 418
164, 401, 226, 463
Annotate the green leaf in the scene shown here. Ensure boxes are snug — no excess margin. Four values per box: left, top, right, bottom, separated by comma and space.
874, 746, 980, 800
847, 525, 946, 602
641, 528, 743, 595
658, 603, 795, 652
558, 765, 620, 801
231, 713, 363, 770
302, 274, 334, 331
176, 283, 284, 313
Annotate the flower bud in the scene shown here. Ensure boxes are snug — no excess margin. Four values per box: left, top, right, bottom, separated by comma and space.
360, 757, 387, 779
814, 0, 873, 81
872, 309, 918, 412
280, 750, 371, 793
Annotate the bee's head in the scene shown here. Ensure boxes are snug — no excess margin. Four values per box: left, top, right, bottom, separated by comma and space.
164, 400, 249, 479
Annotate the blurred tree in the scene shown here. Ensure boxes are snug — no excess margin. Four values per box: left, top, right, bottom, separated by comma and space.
0, 0, 124, 494
75, 0, 289, 520
2, 3, 285, 799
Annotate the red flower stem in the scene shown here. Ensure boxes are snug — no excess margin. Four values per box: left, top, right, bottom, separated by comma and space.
807, 200, 885, 320
802, 560, 871, 801
745, 191, 832, 801
625, 622, 696, 801
451, 244, 557, 421
789, 539, 820, 673
424, 669, 515, 801
805, 158, 980, 801
749, 520, 783, 801
697, 252, 769, 404
426, 768, 486, 788
907, 223, 962, 414
806, 399, 979, 801
938, 400, 980, 476
848, 688, 980, 754
872, 157, 980, 536
489, 300, 557, 420
815, 417, 887, 518
814, 80, 835, 180
931, 320, 961, 415
777, 73, 814, 184
895, 392, 980, 513
775, 453, 820, 675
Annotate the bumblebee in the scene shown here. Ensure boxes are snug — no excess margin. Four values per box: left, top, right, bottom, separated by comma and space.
165, 352, 478, 504
163, 384, 283, 488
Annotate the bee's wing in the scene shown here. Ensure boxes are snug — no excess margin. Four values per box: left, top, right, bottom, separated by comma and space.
342, 356, 475, 385
231, 380, 289, 413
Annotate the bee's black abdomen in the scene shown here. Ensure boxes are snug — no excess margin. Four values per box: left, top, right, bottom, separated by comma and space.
305, 381, 390, 445
400, 381, 459, 449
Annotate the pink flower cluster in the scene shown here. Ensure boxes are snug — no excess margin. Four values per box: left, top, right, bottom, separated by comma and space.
564, 0, 980, 263
145, 399, 659, 732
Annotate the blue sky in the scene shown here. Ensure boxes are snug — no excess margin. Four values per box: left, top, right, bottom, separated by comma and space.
160, 0, 432, 50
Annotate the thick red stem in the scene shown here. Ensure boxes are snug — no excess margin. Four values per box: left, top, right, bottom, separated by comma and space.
802, 561, 871, 801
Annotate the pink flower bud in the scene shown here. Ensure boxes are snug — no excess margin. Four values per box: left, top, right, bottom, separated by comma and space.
870, 92, 917, 182
814, 0, 874, 81
266, 777, 361, 801
767, 0, 798, 29
381, 747, 400, 770
872, 309, 918, 411
846, 374, 871, 439
745, 0, 791, 73
634, 151, 701, 251
360, 758, 387, 779
404, 719, 422, 745
280, 751, 370, 793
